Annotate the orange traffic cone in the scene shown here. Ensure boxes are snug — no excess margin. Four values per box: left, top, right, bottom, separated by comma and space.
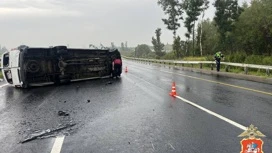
169, 82, 177, 97
125, 66, 128, 73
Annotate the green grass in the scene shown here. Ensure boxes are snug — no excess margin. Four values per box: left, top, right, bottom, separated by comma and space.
247, 69, 271, 78
224, 67, 271, 77
226, 66, 244, 74
182, 56, 206, 61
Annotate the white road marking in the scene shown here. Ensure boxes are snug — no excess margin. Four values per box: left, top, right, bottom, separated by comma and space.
168, 143, 175, 150
50, 136, 65, 153
175, 96, 247, 131
127, 62, 249, 131
151, 142, 155, 151
0, 84, 8, 88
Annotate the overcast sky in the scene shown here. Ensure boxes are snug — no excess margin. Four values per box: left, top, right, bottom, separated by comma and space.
0, 0, 250, 49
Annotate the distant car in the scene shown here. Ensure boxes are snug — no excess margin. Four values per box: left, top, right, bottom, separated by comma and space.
1, 45, 121, 88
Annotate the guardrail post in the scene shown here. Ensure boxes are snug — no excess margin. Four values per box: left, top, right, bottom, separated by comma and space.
200, 63, 203, 69
266, 69, 270, 76
191, 64, 193, 68
244, 66, 248, 74
211, 64, 213, 70
225, 65, 230, 72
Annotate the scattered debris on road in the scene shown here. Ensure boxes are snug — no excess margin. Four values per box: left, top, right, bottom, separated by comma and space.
58, 111, 69, 116
20, 123, 76, 143
38, 134, 56, 139
168, 143, 175, 150
87, 100, 90, 103
151, 142, 155, 151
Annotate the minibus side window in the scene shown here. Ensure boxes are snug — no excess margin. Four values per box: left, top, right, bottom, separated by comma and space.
3, 54, 9, 67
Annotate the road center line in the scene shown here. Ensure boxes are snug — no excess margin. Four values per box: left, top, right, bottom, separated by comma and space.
50, 136, 65, 153
161, 70, 272, 96
0, 84, 8, 88
175, 95, 247, 131
128, 63, 272, 96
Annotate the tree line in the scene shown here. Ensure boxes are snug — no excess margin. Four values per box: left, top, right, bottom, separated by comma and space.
151, 0, 272, 61
0, 46, 8, 54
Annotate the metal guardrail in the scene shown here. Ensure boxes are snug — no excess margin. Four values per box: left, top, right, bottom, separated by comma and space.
124, 56, 272, 76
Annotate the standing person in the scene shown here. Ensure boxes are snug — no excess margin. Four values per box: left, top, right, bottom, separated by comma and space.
214, 51, 224, 72
112, 56, 122, 78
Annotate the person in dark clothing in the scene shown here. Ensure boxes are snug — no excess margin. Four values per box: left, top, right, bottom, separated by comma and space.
214, 51, 224, 72
112, 56, 122, 78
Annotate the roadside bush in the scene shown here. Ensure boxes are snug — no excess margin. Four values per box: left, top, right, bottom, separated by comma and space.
121, 51, 135, 57
162, 51, 176, 59
227, 52, 247, 63
205, 55, 214, 61
227, 54, 234, 62
224, 55, 231, 62
130, 51, 136, 57
120, 51, 133, 57
244, 55, 264, 65
262, 56, 272, 65
147, 52, 156, 59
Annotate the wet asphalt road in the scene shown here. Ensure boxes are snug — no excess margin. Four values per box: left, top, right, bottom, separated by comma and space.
0, 59, 271, 153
